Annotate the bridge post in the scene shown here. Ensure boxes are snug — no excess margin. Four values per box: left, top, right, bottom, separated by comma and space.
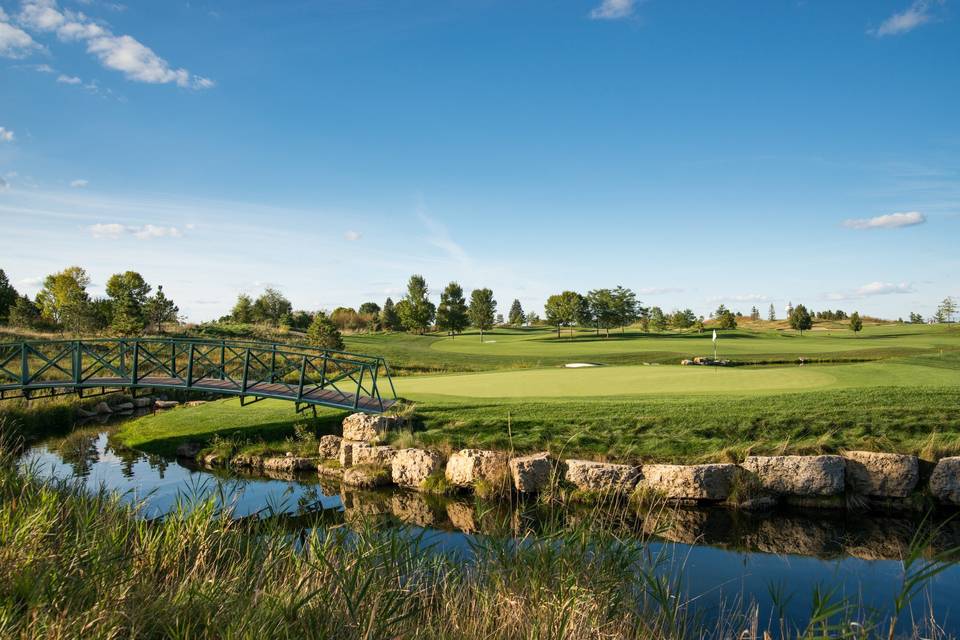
353, 366, 364, 410
296, 355, 307, 401
241, 349, 250, 394
119, 340, 127, 377
73, 341, 81, 386
131, 342, 140, 385
170, 340, 177, 379
20, 343, 28, 386
186, 343, 195, 387
270, 344, 277, 383
220, 341, 226, 381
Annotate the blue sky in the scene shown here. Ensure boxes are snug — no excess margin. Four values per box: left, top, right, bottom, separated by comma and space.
1, 0, 958, 322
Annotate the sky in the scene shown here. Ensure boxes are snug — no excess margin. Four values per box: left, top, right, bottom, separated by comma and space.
1, 0, 958, 322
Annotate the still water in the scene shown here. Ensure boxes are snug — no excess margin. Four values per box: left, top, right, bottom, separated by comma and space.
21, 428, 960, 633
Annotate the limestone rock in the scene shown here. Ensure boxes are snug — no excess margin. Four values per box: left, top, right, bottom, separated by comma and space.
202, 452, 224, 466
343, 465, 390, 488
113, 402, 135, 412
742, 455, 845, 497
175, 442, 202, 459
154, 400, 179, 409
930, 457, 960, 506
446, 501, 478, 533
185, 400, 207, 407
342, 413, 393, 443
564, 459, 640, 493
133, 397, 153, 408
263, 456, 315, 473
231, 454, 264, 469
640, 464, 736, 501
94, 401, 112, 415
318, 435, 342, 459
844, 451, 919, 498
445, 449, 508, 487
339, 440, 396, 468
392, 448, 444, 489
509, 452, 554, 493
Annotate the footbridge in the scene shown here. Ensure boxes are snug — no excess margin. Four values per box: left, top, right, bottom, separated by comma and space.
0, 338, 397, 414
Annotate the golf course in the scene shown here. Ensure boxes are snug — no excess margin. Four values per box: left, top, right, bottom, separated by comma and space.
114, 321, 960, 463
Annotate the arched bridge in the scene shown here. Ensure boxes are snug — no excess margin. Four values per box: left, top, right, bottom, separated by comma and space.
0, 338, 397, 414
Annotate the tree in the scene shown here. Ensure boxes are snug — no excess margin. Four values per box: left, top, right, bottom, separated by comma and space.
713, 304, 728, 319
786, 301, 794, 318
232, 294, 254, 323
380, 297, 401, 331
105, 271, 152, 336
331, 307, 361, 332
8, 295, 41, 329
252, 288, 292, 326
496, 313, 504, 325
141, 285, 179, 333
909, 312, 924, 324
612, 286, 638, 332
0, 269, 18, 324
637, 306, 650, 332
398, 275, 435, 334
717, 309, 737, 330
306, 311, 344, 350
544, 291, 584, 338
789, 303, 812, 335
586, 289, 618, 337
468, 288, 496, 342
694, 317, 705, 333
936, 297, 957, 323
37, 266, 92, 334
436, 282, 469, 338
669, 308, 696, 329
750, 306, 761, 321
649, 306, 667, 332
508, 299, 525, 326
768, 304, 776, 321
358, 302, 381, 316
849, 311, 863, 334
289, 310, 313, 331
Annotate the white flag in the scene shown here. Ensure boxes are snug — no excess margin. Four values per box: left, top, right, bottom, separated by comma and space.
712, 329, 717, 343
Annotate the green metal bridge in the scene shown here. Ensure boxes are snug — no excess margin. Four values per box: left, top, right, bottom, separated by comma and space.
0, 338, 397, 414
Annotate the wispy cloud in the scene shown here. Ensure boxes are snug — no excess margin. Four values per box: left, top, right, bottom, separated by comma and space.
826, 281, 916, 300
843, 211, 926, 230
637, 287, 683, 295
57, 73, 81, 84
0, 7, 42, 58
707, 293, 770, 303
590, 0, 637, 20
89, 222, 184, 239
0, 126, 14, 142
344, 230, 362, 241
70, 179, 89, 188
17, 0, 213, 89
870, 0, 942, 37
417, 209, 470, 266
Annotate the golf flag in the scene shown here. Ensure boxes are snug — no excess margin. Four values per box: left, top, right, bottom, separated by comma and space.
712, 329, 717, 343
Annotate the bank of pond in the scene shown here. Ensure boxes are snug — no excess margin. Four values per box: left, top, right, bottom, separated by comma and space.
11, 424, 960, 638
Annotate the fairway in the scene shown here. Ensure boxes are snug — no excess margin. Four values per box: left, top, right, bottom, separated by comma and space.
396, 360, 960, 398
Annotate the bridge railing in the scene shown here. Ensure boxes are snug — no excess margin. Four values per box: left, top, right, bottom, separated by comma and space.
0, 337, 397, 412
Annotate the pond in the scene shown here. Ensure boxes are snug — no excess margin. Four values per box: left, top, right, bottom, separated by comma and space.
20, 427, 960, 634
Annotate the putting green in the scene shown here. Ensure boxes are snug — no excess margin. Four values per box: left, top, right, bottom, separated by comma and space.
395, 361, 960, 399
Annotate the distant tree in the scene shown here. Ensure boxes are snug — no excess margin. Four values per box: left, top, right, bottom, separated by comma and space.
909, 312, 924, 324
358, 302, 381, 316
436, 281, 469, 338
252, 288, 292, 326
143, 285, 179, 333
637, 306, 651, 332
849, 311, 863, 334
936, 297, 957, 323
380, 298, 401, 331
399, 275, 435, 335
8, 295, 41, 329
331, 307, 361, 332
750, 306, 761, 321
789, 304, 812, 335
106, 271, 151, 336
288, 310, 313, 331
508, 299, 525, 326
669, 308, 696, 329
544, 291, 584, 338
586, 289, 618, 337
612, 286, 638, 332
37, 266, 92, 334
306, 311, 344, 350
694, 317, 705, 333
468, 288, 496, 342
713, 304, 728, 319
0, 269, 18, 324
649, 306, 667, 332
496, 313, 505, 325
786, 301, 794, 319
232, 294, 254, 323
717, 310, 737, 330
768, 304, 776, 321
526, 310, 541, 324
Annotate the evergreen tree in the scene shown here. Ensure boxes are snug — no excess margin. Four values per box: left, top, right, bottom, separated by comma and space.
768, 304, 776, 321
306, 311, 344, 350
936, 297, 957, 323
789, 303, 812, 335
694, 317, 705, 333
750, 306, 760, 321
232, 294, 254, 323
468, 288, 496, 342
398, 275, 435, 334
717, 310, 737, 329
0, 269, 18, 324
849, 311, 863, 334
508, 299, 525, 326
909, 312, 924, 324
380, 297, 401, 331
144, 285, 179, 333
436, 281, 469, 338
106, 271, 151, 336
8, 295, 41, 329
649, 306, 667, 332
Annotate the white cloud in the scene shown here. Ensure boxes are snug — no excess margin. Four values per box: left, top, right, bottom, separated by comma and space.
418, 209, 470, 265
637, 287, 683, 295
826, 281, 915, 300
870, 0, 940, 37
0, 176, 7, 191
344, 230, 362, 241
843, 211, 926, 229
0, 13, 41, 58
708, 293, 770, 303
70, 178, 89, 187
89, 222, 184, 239
0, 127, 14, 142
17, 0, 213, 89
57, 73, 81, 84
34, 62, 53, 72
590, 0, 636, 20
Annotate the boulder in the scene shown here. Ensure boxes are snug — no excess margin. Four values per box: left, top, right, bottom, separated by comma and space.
263, 456, 315, 473
844, 451, 919, 498
318, 435, 343, 459
231, 454, 264, 469
154, 400, 179, 409
94, 401, 112, 415
342, 413, 393, 443
175, 442, 202, 459
640, 464, 736, 501
202, 452, 224, 466
445, 449, 508, 488
343, 465, 391, 488
113, 402, 135, 412
930, 457, 960, 506
742, 455, 845, 497
509, 452, 554, 493
564, 459, 640, 494
185, 400, 207, 407
354, 443, 397, 468
76, 407, 97, 419
392, 448, 444, 489
133, 397, 153, 408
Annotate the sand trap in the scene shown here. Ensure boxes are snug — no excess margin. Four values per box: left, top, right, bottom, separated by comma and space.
564, 362, 602, 368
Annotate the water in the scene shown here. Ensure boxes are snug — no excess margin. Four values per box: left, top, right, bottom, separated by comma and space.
20, 428, 960, 633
